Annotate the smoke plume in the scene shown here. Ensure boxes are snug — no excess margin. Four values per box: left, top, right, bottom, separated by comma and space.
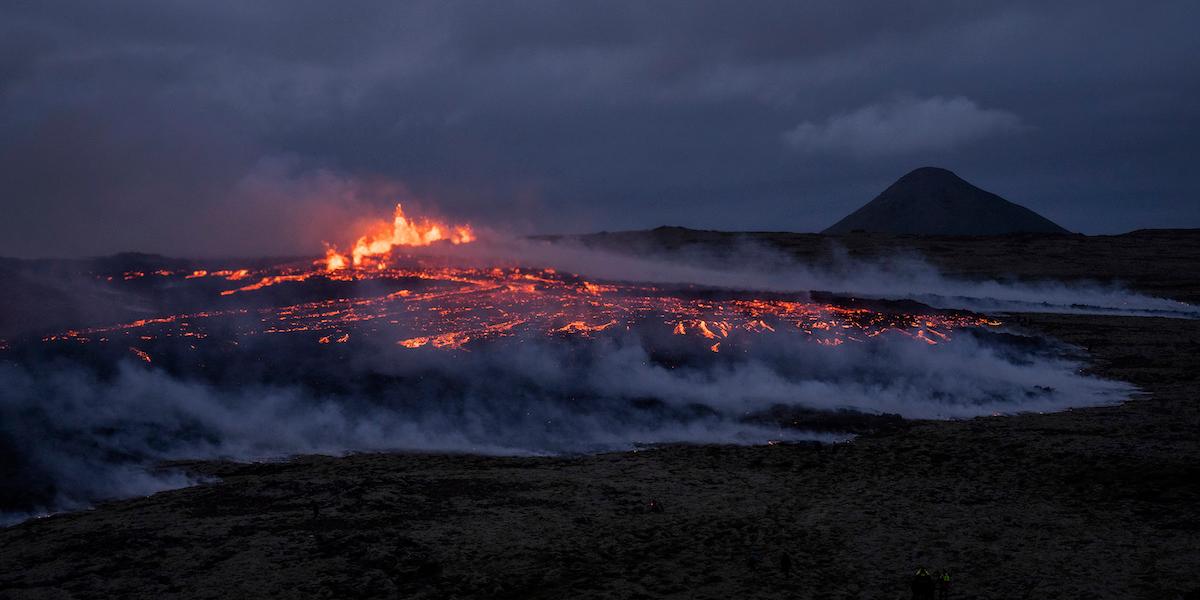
1, 325, 1129, 524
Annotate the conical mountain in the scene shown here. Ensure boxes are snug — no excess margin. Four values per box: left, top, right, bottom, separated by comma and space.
823, 167, 1069, 235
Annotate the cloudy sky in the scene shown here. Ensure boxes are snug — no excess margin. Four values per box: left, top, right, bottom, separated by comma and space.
2, 1, 1197, 258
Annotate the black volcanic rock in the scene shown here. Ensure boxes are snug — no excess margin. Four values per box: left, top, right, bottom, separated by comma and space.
823, 167, 1070, 235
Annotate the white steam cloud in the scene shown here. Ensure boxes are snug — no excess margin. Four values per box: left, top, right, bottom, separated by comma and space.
427, 237, 1198, 318
2, 328, 1129, 524
4, 233, 1178, 525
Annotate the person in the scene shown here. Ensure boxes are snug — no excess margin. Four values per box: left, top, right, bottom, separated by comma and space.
647, 498, 663, 513
911, 567, 935, 600
779, 552, 792, 577
937, 570, 950, 599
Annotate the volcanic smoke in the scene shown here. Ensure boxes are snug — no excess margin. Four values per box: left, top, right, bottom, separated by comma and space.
0, 203, 1144, 522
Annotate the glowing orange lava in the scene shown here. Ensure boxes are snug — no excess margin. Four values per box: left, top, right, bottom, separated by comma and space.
324, 204, 474, 270
45, 258, 1000, 354
28, 209, 1003, 356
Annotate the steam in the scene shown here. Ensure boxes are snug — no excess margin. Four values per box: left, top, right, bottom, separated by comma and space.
1, 229, 1174, 525
1, 327, 1129, 524
433, 237, 1197, 318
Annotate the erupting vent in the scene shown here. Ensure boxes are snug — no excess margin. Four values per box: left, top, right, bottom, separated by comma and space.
324, 203, 474, 270
44, 263, 997, 354
30, 204, 999, 356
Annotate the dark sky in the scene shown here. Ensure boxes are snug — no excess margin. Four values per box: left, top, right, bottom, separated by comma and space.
2, 1, 1198, 258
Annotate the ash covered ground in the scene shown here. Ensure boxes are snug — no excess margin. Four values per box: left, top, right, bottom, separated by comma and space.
1, 230, 1198, 598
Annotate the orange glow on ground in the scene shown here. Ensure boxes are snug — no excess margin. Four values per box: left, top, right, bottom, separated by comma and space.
46, 255, 999, 353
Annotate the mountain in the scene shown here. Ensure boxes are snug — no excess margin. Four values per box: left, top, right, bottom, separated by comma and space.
823, 167, 1070, 235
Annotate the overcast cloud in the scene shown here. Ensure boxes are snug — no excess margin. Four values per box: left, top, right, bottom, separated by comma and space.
783, 95, 1024, 157
1, 1, 1198, 257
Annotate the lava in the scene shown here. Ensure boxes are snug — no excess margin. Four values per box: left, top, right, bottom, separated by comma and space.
323, 203, 474, 270
22, 205, 1001, 356
34, 256, 999, 355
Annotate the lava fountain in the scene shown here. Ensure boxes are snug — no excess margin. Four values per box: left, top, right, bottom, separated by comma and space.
32, 203, 1001, 355
324, 203, 474, 271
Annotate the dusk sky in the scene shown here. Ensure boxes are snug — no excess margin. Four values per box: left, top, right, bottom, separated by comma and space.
2, 1, 1198, 258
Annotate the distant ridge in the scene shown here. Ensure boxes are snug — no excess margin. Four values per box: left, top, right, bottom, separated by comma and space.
823, 167, 1070, 235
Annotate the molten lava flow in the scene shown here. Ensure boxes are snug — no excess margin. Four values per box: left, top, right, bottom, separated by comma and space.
43, 255, 1001, 356
324, 204, 474, 270
25, 211, 1003, 357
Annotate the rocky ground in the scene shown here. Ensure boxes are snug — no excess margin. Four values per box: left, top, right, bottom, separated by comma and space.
1, 313, 1195, 599
2, 232, 1199, 599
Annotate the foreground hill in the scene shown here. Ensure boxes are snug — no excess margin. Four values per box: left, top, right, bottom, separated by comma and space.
823, 167, 1070, 235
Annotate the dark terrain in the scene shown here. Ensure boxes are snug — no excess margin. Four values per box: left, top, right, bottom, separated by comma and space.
1, 232, 1199, 599
823, 167, 1069, 235
548, 227, 1200, 304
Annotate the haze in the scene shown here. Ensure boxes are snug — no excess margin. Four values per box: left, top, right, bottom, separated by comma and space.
1, 1, 1198, 258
